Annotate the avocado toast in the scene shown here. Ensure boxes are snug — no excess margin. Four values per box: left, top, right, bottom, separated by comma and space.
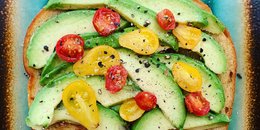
23, 0, 236, 130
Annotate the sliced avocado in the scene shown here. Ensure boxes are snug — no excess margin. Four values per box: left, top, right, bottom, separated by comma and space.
117, 49, 186, 128
110, 104, 121, 113
85, 27, 137, 48
40, 52, 73, 86
40, 63, 72, 86
80, 32, 100, 41
192, 33, 227, 74
41, 52, 66, 77
26, 73, 138, 128
80, 20, 130, 41
132, 108, 229, 130
152, 54, 225, 113
27, 10, 96, 69
26, 73, 80, 129
45, 0, 108, 10
202, 11, 225, 34
85, 76, 140, 107
51, 104, 127, 130
184, 113, 230, 129
132, 108, 175, 130
132, 0, 208, 27
107, 0, 178, 50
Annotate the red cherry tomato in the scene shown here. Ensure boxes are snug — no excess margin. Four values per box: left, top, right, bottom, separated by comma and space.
185, 92, 210, 116
56, 34, 84, 63
105, 65, 128, 94
156, 9, 176, 31
135, 92, 157, 111
93, 8, 121, 36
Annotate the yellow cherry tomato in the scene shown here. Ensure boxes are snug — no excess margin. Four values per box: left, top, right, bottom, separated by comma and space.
62, 80, 100, 129
119, 28, 159, 55
172, 62, 202, 92
119, 99, 145, 122
73, 45, 120, 76
172, 24, 202, 50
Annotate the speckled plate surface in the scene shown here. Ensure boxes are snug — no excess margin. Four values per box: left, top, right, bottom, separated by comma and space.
0, 0, 259, 129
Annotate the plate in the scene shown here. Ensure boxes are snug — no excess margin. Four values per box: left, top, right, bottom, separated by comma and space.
0, 0, 258, 129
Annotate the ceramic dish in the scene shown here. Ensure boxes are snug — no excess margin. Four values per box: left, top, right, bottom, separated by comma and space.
0, 0, 259, 129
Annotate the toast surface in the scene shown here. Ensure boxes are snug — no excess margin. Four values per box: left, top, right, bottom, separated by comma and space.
23, 1, 236, 129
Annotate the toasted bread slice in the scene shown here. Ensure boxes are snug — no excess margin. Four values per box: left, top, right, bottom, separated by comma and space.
23, 1, 236, 129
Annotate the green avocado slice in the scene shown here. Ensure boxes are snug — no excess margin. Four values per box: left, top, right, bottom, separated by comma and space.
152, 54, 225, 113
45, 0, 108, 10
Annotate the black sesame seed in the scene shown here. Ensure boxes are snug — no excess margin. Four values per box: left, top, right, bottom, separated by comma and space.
144, 10, 148, 13
237, 73, 242, 79
110, 55, 115, 59
135, 68, 140, 73
156, 64, 160, 68
208, 84, 212, 88
33, 64, 36, 67
98, 62, 104, 68
200, 48, 204, 53
157, 58, 160, 62
143, 39, 146, 42
202, 38, 207, 42
47, 116, 50, 119
143, 20, 151, 27
43, 45, 49, 52
139, 60, 142, 64
98, 89, 102, 95
104, 51, 108, 54
114, 22, 120, 27
177, 12, 181, 15
144, 62, 151, 68
137, 6, 140, 9
55, 20, 59, 23
39, 100, 43, 103
136, 78, 141, 81
131, 14, 135, 18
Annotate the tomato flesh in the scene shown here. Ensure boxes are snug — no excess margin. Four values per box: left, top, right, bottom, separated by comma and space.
73, 45, 121, 76
56, 34, 84, 63
172, 24, 202, 50
185, 92, 210, 116
135, 92, 157, 111
119, 99, 145, 122
156, 9, 176, 31
172, 62, 202, 92
93, 8, 120, 36
119, 28, 159, 55
105, 65, 128, 94
62, 80, 100, 129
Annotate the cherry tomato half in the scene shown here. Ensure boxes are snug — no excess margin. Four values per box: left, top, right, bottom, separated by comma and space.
105, 65, 128, 94
156, 9, 176, 31
185, 92, 210, 116
119, 99, 145, 122
93, 8, 120, 36
135, 92, 157, 111
56, 34, 84, 63
62, 80, 100, 129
